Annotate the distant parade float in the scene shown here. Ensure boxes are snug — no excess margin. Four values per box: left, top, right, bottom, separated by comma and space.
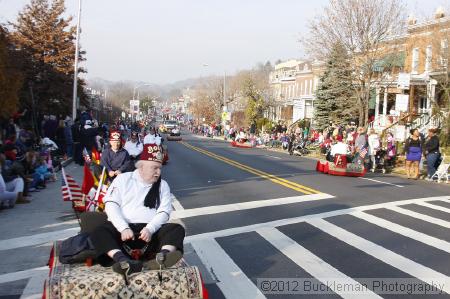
230, 140, 253, 148
316, 154, 367, 177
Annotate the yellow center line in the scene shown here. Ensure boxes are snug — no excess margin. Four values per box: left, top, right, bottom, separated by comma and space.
180, 141, 321, 195
182, 142, 320, 194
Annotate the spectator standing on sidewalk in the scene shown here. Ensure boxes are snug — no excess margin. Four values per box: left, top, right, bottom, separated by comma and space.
353, 127, 367, 164
55, 120, 66, 156
404, 129, 423, 179
424, 128, 440, 180
71, 118, 83, 165
64, 117, 73, 158
367, 129, 381, 172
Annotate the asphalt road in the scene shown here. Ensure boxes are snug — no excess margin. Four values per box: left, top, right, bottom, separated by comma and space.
0, 132, 449, 299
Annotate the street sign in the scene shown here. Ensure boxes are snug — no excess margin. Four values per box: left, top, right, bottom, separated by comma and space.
397, 73, 410, 90
395, 94, 409, 112
130, 100, 140, 114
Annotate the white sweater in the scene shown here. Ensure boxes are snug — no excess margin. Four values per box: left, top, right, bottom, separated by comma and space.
104, 170, 172, 234
124, 140, 143, 157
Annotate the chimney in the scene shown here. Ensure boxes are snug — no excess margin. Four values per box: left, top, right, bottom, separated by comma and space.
435, 7, 445, 19
407, 14, 417, 25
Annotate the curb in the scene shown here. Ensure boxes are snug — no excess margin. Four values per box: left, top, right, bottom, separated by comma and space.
55, 158, 73, 172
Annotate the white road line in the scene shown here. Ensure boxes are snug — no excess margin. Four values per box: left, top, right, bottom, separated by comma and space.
185, 196, 450, 243
388, 206, 450, 229
0, 267, 48, 284
414, 202, 450, 214
171, 193, 184, 211
307, 218, 450, 294
266, 155, 282, 160
351, 211, 450, 253
1, 196, 449, 252
257, 227, 381, 299
191, 239, 265, 299
0, 227, 79, 251
20, 271, 48, 299
172, 193, 334, 219
40, 219, 79, 229
358, 177, 404, 188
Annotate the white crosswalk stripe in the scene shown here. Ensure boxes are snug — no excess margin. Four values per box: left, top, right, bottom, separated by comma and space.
191, 239, 266, 299
306, 218, 450, 294
185, 196, 450, 297
388, 206, 450, 228
257, 227, 382, 299
2, 195, 450, 298
350, 211, 450, 253
414, 201, 450, 214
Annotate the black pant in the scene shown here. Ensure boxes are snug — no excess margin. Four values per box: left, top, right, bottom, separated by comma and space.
73, 142, 83, 165
90, 221, 185, 266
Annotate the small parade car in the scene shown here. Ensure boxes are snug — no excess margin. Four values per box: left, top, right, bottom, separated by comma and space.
316, 154, 366, 177
167, 127, 182, 141
230, 140, 253, 148
42, 212, 208, 299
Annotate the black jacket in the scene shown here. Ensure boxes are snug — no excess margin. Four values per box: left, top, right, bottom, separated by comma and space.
425, 135, 440, 154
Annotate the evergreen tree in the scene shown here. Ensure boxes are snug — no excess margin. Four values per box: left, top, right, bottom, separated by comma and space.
314, 69, 333, 130
11, 0, 86, 116
314, 42, 356, 130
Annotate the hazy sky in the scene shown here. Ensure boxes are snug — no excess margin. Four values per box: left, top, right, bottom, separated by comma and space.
1, 0, 448, 84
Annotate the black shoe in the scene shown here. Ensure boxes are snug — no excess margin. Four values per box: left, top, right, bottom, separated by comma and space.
145, 250, 182, 270
112, 260, 143, 284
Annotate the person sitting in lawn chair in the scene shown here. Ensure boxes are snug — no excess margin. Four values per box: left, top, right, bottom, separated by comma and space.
90, 143, 185, 280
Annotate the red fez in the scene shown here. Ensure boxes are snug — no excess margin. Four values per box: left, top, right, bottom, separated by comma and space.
110, 131, 121, 141
141, 143, 163, 163
336, 135, 343, 142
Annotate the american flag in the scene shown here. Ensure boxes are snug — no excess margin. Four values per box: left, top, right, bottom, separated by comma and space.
359, 146, 368, 159
61, 168, 83, 201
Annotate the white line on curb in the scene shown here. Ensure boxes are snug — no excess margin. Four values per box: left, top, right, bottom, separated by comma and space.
359, 177, 404, 188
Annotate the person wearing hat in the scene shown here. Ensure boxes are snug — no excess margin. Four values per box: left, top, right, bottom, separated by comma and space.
143, 127, 162, 145
330, 135, 348, 158
90, 143, 184, 279
100, 131, 132, 182
124, 131, 143, 161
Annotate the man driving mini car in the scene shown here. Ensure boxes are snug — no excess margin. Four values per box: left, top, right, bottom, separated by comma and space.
91, 143, 185, 278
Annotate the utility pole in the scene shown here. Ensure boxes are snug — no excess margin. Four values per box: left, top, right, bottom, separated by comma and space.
72, 0, 82, 120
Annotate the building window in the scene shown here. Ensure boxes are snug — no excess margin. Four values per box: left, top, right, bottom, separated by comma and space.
441, 39, 448, 68
425, 45, 432, 72
305, 100, 314, 118
412, 48, 419, 74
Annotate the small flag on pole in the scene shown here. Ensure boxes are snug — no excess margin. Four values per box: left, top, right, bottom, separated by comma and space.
92, 147, 101, 165
61, 167, 83, 201
359, 146, 368, 159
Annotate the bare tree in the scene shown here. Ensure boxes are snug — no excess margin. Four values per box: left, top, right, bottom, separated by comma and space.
304, 0, 406, 126
188, 78, 224, 124
424, 9, 450, 145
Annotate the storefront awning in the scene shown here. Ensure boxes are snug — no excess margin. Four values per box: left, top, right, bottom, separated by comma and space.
373, 52, 405, 72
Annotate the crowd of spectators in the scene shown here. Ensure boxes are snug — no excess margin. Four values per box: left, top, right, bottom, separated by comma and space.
190, 120, 442, 180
